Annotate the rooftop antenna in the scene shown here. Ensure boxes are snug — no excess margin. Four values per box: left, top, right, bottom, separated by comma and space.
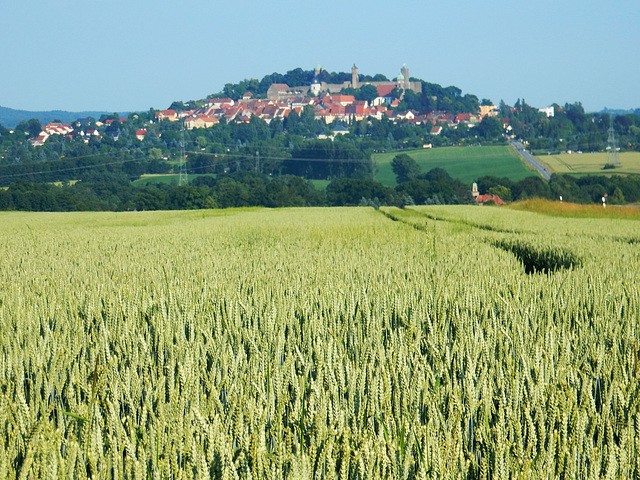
605, 115, 620, 168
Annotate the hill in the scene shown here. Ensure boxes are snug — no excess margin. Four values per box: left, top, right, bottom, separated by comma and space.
0, 105, 111, 128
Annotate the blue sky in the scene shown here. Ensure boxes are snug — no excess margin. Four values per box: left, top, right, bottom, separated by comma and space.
2, 0, 639, 113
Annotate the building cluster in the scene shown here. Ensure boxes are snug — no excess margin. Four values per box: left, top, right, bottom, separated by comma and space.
155, 94, 489, 133
162, 65, 446, 130
26, 65, 554, 147
30, 122, 74, 147
29, 118, 129, 146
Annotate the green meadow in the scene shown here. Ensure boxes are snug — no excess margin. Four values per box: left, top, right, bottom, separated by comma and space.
373, 145, 536, 184
133, 173, 216, 186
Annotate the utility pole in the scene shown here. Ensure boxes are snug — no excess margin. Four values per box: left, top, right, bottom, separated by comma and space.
179, 123, 188, 185
606, 115, 620, 168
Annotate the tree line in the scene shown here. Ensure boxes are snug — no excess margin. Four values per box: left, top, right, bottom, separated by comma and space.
4, 161, 640, 212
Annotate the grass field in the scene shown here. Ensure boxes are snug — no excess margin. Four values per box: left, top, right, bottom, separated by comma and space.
373, 145, 537, 185
133, 173, 216, 186
2, 206, 640, 477
535, 151, 640, 175
510, 198, 640, 219
309, 179, 331, 190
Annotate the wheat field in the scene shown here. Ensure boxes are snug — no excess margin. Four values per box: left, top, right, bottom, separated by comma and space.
1, 206, 639, 478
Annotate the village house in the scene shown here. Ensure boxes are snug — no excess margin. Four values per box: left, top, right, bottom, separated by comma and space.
332, 125, 350, 136
30, 122, 74, 146
538, 106, 555, 117
43, 123, 74, 136
479, 105, 499, 117
476, 194, 506, 205
157, 109, 178, 122
372, 85, 396, 106
184, 115, 219, 130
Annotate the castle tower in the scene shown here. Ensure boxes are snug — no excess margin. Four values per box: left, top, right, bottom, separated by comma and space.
401, 65, 410, 89
351, 64, 359, 89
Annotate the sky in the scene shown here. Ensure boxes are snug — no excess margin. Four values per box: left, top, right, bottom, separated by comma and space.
1, 0, 639, 114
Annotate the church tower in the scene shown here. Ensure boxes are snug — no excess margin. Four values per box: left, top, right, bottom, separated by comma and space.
351, 64, 359, 89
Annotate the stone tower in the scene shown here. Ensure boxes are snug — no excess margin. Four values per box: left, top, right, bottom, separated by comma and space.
401, 65, 410, 90
351, 64, 359, 89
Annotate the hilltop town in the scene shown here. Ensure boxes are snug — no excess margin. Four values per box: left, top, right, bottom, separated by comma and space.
25, 64, 506, 148
146, 64, 498, 138
6, 63, 587, 156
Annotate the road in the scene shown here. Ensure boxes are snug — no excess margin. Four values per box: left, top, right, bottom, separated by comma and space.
509, 139, 551, 180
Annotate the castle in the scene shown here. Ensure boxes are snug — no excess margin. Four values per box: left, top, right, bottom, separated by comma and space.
267, 64, 422, 101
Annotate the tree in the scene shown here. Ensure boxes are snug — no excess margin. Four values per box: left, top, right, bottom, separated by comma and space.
475, 116, 503, 140
488, 185, 512, 202
357, 84, 379, 104
16, 119, 42, 138
391, 154, 420, 183
512, 176, 551, 200
402, 90, 422, 112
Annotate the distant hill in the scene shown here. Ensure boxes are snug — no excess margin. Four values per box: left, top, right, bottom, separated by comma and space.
601, 107, 640, 116
0, 106, 112, 129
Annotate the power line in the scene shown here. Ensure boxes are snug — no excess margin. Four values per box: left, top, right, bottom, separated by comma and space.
184, 150, 370, 163
0, 154, 148, 181
0, 151, 370, 184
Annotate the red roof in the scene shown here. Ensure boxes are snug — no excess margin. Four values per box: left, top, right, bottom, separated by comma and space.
207, 98, 234, 106
476, 194, 506, 205
331, 94, 355, 104
376, 85, 395, 97
346, 104, 366, 115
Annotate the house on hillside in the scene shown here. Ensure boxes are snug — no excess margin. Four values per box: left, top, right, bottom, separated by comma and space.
43, 123, 74, 136
373, 85, 396, 106
476, 194, 506, 205
330, 95, 356, 107
480, 105, 499, 118
157, 110, 178, 122
345, 101, 368, 121
205, 98, 234, 110
332, 125, 350, 136
184, 115, 218, 130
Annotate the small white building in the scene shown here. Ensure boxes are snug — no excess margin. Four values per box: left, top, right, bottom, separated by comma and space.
538, 106, 555, 117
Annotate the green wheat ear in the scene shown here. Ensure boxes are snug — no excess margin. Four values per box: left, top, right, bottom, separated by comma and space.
1, 206, 639, 477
